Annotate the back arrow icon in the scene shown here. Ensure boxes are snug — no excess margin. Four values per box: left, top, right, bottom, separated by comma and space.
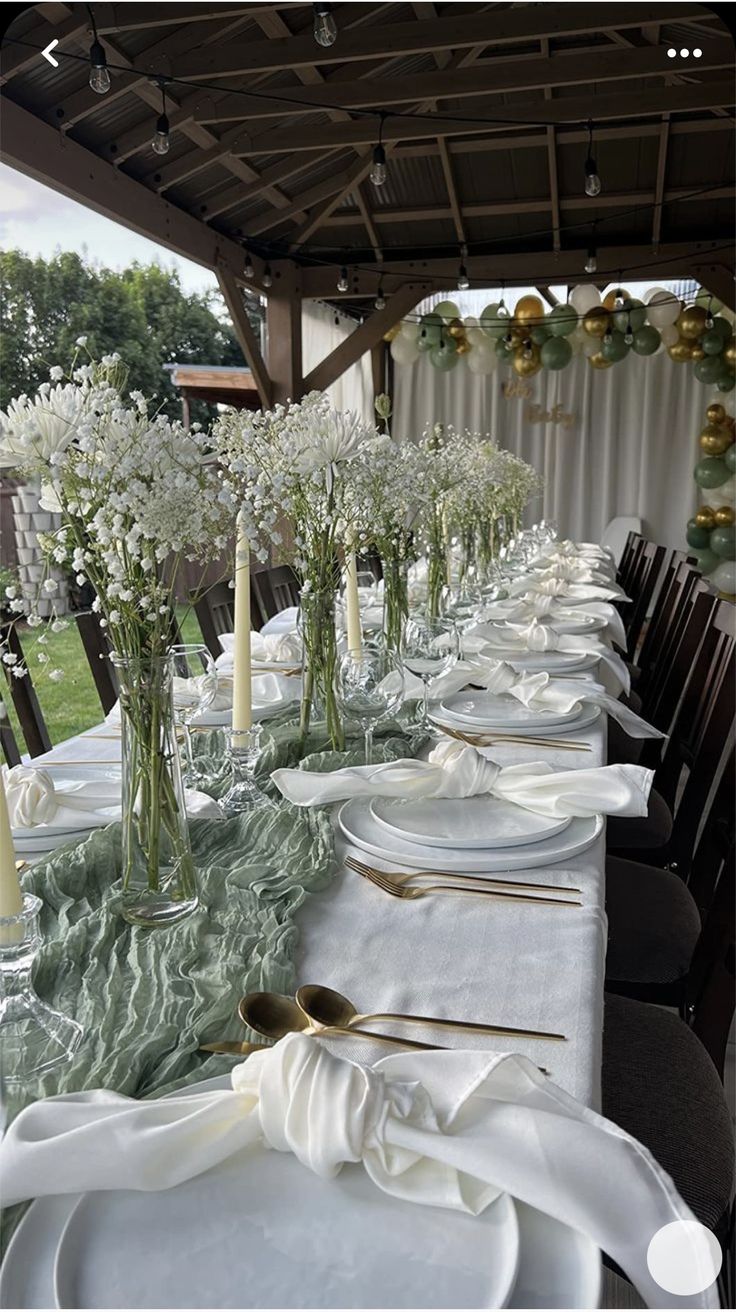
42, 39, 60, 67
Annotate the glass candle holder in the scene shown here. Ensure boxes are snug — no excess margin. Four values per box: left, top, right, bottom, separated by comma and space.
219, 725, 274, 816
0, 893, 82, 1084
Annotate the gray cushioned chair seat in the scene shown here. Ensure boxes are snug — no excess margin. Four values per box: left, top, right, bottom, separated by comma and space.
619, 687, 643, 715
606, 718, 645, 766
602, 992, 734, 1233
605, 856, 700, 985
606, 786, 672, 851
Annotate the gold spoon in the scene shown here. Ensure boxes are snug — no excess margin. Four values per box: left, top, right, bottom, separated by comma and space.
296, 984, 565, 1044
238, 991, 442, 1051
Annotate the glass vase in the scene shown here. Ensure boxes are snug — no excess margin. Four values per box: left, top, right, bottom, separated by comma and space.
382, 554, 409, 654
426, 514, 447, 620
111, 654, 198, 928
298, 587, 344, 750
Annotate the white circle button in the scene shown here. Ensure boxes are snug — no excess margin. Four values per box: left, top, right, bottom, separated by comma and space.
647, 1220, 722, 1296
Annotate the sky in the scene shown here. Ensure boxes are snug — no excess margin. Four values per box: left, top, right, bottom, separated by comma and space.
0, 162, 218, 295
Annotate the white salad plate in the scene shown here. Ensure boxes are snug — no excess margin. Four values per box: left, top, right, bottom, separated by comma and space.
434, 703, 601, 739
475, 648, 600, 674
339, 798, 603, 873
369, 796, 571, 851
439, 691, 578, 730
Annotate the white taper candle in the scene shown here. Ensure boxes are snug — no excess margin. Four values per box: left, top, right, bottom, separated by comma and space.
0, 766, 23, 923
232, 512, 253, 738
344, 540, 363, 656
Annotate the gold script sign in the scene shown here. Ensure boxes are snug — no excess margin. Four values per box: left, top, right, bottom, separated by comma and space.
501, 380, 576, 429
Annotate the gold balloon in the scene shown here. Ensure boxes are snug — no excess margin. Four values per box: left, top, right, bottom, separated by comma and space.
695, 506, 717, 528
588, 352, 613, 369
707, 403, 727, 425
724, 338, 736, 365
699, 424, 732, 456
603, 287, 631, 312
455, 340, 471, 355
714, 506, 735, 527
448, 318, 466, 340
515, 294, 544, 324
677, 305, 708, 340
691, 345, 705, 361
667, 340, 692, 363
504, 327, 524, 349
583, 307, 610, 338
512, 345, 541, 376
382, 324, 401, 343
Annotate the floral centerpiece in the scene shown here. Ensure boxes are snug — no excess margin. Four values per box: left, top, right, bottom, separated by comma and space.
0, 349, 234, 926
213, 393, 377, 749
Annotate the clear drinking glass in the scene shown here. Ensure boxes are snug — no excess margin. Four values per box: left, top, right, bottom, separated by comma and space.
0, 894, 82, 1083
335, 645, 405, 764
170, 643, 218, 787
402, 613, 459, 731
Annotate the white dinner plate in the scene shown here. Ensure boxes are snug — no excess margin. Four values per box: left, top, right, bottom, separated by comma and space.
13, 830, 97, 853
49, 1073, 520, 1310
434, 704, 601, 739
369, 796, 570, 851
476, 648, 600, 674
339, 798, 603, 873
440, 691, 578, 730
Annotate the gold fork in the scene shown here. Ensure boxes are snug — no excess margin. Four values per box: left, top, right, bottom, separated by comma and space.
345, 854, 580, 896
355, 862, 581, 907
436, 723, 591, 752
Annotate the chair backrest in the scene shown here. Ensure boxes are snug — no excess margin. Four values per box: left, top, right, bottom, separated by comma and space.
75, 611, 119, 715
601, 516, 642, 566
192, 583, 234, 659
617, 531, 644, 593
357, 550, 383, 582
625, 542, 668, 659
638, 559, 700, 701
0, 622, 52, 757
642, 580, 718, 738
251, 565, 300, 621
0, 711, 22, 767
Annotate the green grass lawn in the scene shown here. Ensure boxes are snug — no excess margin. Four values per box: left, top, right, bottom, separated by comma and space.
3, 607, 205, 750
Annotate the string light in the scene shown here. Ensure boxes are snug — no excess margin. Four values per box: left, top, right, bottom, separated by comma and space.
337, 266, 349, 292
457, 244, 470, 291
624, 315, 634, 345
585, 222, 598, 274
370, 114, 387, 188
523, 339, 533, 360
705, 294, 715, 330
243, 248, 254, 280
374, 283, 386, 310
87, 5, 110, 95
262, 264, 273, 289
313, 2, 337, 48
584, 120, 602, 198
151, 81, 170, 155
604, 326, 613, 345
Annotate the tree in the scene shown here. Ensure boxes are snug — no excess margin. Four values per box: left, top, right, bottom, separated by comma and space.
0, 250, 263, 421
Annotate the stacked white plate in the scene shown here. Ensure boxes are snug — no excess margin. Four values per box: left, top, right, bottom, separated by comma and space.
476, 611, 604, 637
0, 1076, 600, 1310
470, 647, 600, 674
12, 765, 122, 855
436, 691, 602, 738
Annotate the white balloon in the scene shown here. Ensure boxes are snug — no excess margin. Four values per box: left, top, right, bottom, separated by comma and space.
644, 286, 667, 304
717, 475, 736, 505
646, 289, 680, 329
464, 315, 480, 329
660, 323, 680, 347
569, 328, 586, 356
466, 326, 488, 346
466, 345, 497, 375
582, 335, 600, 358
711, 560, 736, 594
399, 320, 419, 341
569, 285, 600, 315
390, 334, 419, 365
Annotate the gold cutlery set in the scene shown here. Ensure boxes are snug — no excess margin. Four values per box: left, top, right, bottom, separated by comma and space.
434, 722, 591, 752
200, 984, 563, 1061
345, 855, 581, 907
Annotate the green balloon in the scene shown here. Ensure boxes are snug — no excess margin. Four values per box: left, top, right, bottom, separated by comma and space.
632, 325, 660, 356
433, 300, 460, 322
686, 519, 713, 549
495, 335, 515, 360
692, 547, 721, 575
541, 336, 572, 370
717, 369, 736, 393
696, 289, 723, 314
695, 456, 730, 488
613, 298, 646, 334
711, 315, 732, 340
601, 330, 629, 363
694, 356, 723, 384
701, 330, 725, 356
547, 304, 577, 337
418, 312, 442, 348
711, 525, 736, 559
482, 302, 512, 339
726, 445, 736, 473
530, 324, 551, 345
429, 341, 459, 370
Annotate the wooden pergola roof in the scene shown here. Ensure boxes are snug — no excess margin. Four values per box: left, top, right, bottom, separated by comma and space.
166, 362, 261, 408
1, 2, 734, 406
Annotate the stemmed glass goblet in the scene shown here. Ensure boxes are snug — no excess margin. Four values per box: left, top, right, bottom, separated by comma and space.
402, 613, 459, 731
335, 645, 405, 765
170, 643, 218, 787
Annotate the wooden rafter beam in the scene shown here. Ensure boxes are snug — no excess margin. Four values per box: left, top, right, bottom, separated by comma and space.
540, 38, 561, 254
0, 11, 88, 86
690, 261, 736, 311
438, 139, 465, 245
537, 287, 559, 308
166, 5, 712, 80
353, 184, 382, 263
95, 4, 305, 34
652, 115, 671, 249
304, 285, 424, 393
216, 267, 272, 408
236, 80, 736, 154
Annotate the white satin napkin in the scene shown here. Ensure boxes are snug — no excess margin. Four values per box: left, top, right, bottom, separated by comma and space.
272, 737, 652, 817
171, 674, 232, 715
466, 618, 630, 693
480, 594, 627, 648
509, 574, 628, 603
216, 630, 302, 670
0, 1033, 715, 1310
3, 765, 222, 829
540, 540, 615, 567
192, 671, 300, 724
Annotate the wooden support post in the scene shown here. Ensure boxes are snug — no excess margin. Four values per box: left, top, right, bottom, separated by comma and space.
181, 394, 191, 430
216, 266, 273, 408
371, 342, 386, 405
266, 264, 304, 405
304, 285, 423, 394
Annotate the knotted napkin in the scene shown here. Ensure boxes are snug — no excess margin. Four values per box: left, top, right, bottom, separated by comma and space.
216, 630, 302, 671
0, 1033, 716, 1309
271, 737, 652, 816
478, 594, 627, 648
3, 764, 222, 829
466, 618, 630, 693
509, 574, 628, 603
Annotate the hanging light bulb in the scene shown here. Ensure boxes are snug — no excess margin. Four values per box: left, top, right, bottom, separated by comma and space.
243, 249, 254, 280
88, 40, 110, 94
585, 246, 598, 274
584, 120, 601, 197
313, 2, 337, 48
604, 327, 613, 345
262, 264, 273, 289
523, 339, 533, 361
705, 294, 714, 330
457, 263, 470, 291
374, 284, 386, 311
624, 316, 634, 346
151, 82, 170, 155
337, 266, 349, 292
370, 143, 387, 187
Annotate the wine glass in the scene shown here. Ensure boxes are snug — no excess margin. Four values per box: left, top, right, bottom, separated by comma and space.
335, 645, 405, 764
402, 613, 459, 731
170, 644, 218, 787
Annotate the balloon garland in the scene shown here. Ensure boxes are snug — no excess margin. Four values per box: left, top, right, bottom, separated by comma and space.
387, 286, 736, 387
687, 395, 736, 598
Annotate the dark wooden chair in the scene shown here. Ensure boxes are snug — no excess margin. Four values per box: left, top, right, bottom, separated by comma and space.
640, 578, 718, 738
1, 713, 23, 766
616, 531, 644, 594
75, 610, 119, 716
193, 583, 235, 659
635, 559, 700, 712
251, 565, 300, 621
623, 541, 668, 660
0, 622, 52, 757
357, 550, 383, 582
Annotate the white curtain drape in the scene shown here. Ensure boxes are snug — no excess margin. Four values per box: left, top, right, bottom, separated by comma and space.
302, 302, 374, 421
394, 350, 706, 547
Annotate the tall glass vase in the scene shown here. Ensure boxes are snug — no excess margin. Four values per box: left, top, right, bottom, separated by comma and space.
111, 654, 198, 928
298, 587, 344, 750
382, 554, 409, 654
